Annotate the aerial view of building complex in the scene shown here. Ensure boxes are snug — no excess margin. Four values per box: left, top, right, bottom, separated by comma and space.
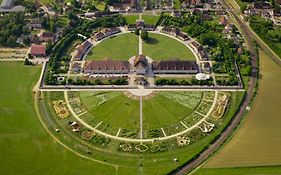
0, 0, 281, 174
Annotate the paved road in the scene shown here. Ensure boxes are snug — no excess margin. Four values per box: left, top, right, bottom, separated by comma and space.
171, 1, 258, 174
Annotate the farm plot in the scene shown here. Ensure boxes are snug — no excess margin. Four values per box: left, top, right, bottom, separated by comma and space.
0, 48, 27, 60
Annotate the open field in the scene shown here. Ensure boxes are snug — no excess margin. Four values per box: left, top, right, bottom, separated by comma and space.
143, 33, 196, 60
142, 15, 159, 25
204, 50, 281, 168
143, 92, 202, 129
194, 166, 281, 175
124, 15, 139, 24
79, 92, 140, 129
0, 62, 115, 175
87, 33, 139, 60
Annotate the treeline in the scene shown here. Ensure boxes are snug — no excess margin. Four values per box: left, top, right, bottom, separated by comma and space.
250, 16, 281, 57
67, 77, 128, 86
155, 78, 214, 86
0, 12, 29, 47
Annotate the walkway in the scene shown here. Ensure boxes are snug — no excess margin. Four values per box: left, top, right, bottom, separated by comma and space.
139, 96, 143, 140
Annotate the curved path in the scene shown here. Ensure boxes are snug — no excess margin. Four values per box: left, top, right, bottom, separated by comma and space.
64, 91, 218, 143
171, 1, 258, 174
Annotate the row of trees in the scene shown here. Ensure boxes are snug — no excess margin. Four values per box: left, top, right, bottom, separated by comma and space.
155, 78, 214, 86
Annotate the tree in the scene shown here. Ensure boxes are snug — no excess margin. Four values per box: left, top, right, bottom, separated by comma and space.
135, 29, 139, 35
24, 58, 31, 65
141, 30, 149, 41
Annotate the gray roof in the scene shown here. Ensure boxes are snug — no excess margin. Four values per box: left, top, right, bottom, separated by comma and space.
1, 0, 14, 9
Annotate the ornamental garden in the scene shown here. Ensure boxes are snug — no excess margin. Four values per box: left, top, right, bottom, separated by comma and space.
37, 12, 250, 172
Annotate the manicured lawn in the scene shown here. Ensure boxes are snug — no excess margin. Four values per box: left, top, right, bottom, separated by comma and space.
205, 50, 281, 168
0, 62, 115, 175
86, 33, 139, 60
142, 15, 159, 25
143, 33, 196, 60
79, 92, 140, 129
143, 92, 202, 129
124, 15, 139, 24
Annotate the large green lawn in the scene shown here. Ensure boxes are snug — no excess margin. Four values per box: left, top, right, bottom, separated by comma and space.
86, 33, 139, 60
143, 33, 196, 60
79, 92, 140, 129
143, 92, 202, 129
142, 15, 159, 25
0, 62, 115, 175
124, 15, 139, 24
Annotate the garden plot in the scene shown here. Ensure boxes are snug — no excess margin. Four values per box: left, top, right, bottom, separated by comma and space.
0, 48, 27, 59
203, 91, 216, 101
195, 100, 213, 115
143, 129, 165, 139
181, 112, 204, 128
95, 122, 120, 136
78, 112, 100, 127
162, 122, 186, 136
161, 91, 202, 109
212, 93, 229, 119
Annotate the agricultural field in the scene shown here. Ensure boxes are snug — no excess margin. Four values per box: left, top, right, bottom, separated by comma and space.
0, 62, 115, 175
86, 33, 139, 60
0, 48, 27, 60
204, 50, 281, 168
142, 33, 196, 60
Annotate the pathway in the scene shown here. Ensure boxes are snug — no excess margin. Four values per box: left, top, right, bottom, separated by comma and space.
139, 96, 143, 140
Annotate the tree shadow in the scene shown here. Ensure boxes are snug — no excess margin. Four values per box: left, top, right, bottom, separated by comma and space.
145, 37, 159, 45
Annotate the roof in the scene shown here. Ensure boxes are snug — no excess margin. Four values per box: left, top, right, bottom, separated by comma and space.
41, 32, 54, 38
30, 45, 46, 55
153, 60, 198, 71
134, 55, 148, 67
84, 60, 130, 71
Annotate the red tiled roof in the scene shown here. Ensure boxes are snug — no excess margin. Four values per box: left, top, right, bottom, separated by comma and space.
30, 45, 46, 56
153, 60, 198, 71
84, 60, 130, 71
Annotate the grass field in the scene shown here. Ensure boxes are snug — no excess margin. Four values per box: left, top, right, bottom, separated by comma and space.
194, 166, 281, 175
87, 33, 139, 60
124, 15, 139, 24
143, 92, 202, 129
0, 62, 116, 175
79, 92, 140, 129
204, 50, 281, 168
142, 15, 159, 25
143, 33, 196, 60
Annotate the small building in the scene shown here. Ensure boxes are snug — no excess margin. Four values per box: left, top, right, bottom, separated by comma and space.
219, 16, 228, 26
191, 41, 203, 53
93, 27, 121, 41
73, 40, 92, 61
30, 44, 46, 57
134, 55, 148, 75
71, 62, 81, 73
40, 32, 55, 43
28, 19, 42, 30
171, 10, 181, 17
83, 60, 130, 74
153, 60, 199, 74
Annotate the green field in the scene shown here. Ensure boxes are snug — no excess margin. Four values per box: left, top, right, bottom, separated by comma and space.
142, 15, 159, 25
87, 33, 139, 60
79, 92, 140, 129
143, 92, 202, 129
0, 62, 116, 175
143, 33, 196, 60
124, 15, 139, 24
205, 50, 281, 168
194, 166, 281, 175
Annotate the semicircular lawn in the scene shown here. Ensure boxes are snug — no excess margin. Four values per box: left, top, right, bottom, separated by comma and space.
86, 33, 139, 61
78, 91, 202, 131
143, 33, 196, 61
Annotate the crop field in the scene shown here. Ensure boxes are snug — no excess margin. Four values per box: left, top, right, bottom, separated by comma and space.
0, 48, 27, 60
143, 33, 196, 60
87, 33, 139, 60
0, 62, 115, 175
204, 50, 281, 168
